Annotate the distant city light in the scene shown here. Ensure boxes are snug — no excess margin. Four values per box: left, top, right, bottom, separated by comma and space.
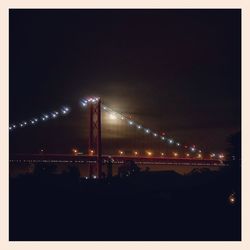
228, 193, 236, 205
173, 152, 178, 157
128, 120, 133, 125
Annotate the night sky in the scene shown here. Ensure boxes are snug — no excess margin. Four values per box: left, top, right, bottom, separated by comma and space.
9, 9, 241, 154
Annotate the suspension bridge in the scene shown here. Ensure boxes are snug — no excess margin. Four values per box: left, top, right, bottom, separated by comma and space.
9, 97, 225, 178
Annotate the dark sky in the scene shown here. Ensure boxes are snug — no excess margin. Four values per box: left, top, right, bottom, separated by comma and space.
9, 9, 241, 154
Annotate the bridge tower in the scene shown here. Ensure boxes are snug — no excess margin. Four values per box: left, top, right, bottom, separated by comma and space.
88, 98, 102, 178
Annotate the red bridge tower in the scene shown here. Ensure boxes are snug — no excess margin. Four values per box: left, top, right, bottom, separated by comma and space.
88, 97, 102, 178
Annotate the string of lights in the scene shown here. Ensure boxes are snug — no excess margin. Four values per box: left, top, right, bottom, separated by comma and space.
9, 106, 71, 131
10, 96, 224, 160
79, 97, 223, 158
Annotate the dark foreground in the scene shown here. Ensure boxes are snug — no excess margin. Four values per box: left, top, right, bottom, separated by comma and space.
10, 168, 241, 241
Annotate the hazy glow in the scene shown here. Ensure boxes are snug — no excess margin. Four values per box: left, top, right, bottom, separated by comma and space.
109, 113, 117, 120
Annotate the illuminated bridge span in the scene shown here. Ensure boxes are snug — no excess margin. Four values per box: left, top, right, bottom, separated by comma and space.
9, 97, 225, 178
10, 154, 224, 166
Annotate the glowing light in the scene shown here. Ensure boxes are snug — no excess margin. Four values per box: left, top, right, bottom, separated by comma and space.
173, 152, 178, 157
52, 113, 57, 118
176, 142, 180, 146
109, 113, 117, 120
145, 129, 150, 134
45, 115, 49, 119
161, 136, 165, 140
9, 127, 12, 130
190, 147, 196, 152
228, 193, 236, 205
137, 125, 142, 129
134, 151, 138, 156
89, 149, 94, 155
197, 153, 202, 158
103, 106, 107, 110
20, 123, 23, 127
219, 154, 225, 159
153, 133, 158, 137
24, 122, 27, 125
82, 102, 87, 107
31, 120, 35, 124
210, 153, 216, 158
118, 150, 124, 155
168, 139, 174, 144
13, 125, 16, 128
146, 151, 152, 156
72, 149, 78, 154
161, 152, 165, 156
128, 120, 133, 125
186, 153, 190, 157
